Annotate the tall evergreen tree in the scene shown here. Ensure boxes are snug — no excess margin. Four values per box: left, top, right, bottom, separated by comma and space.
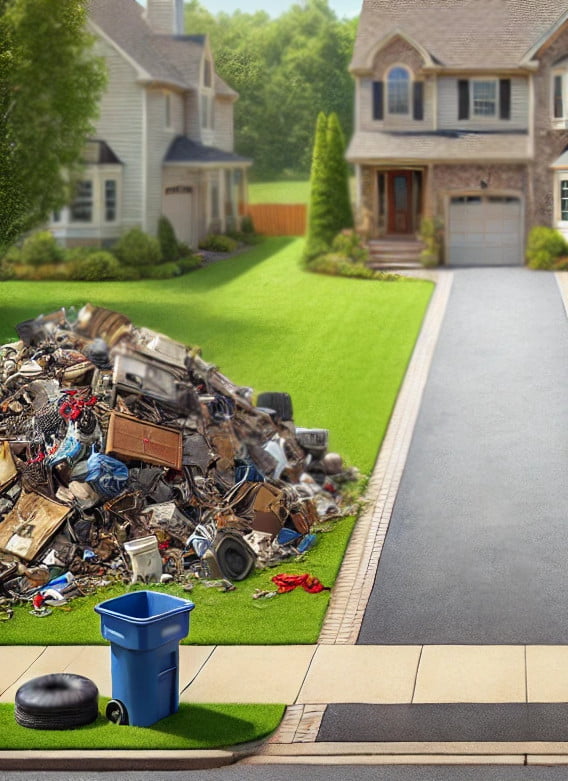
326, 112, 354, 233
304, 112, 334, 262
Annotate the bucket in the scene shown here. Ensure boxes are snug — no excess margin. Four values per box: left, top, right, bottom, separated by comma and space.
123, 535, 163, 584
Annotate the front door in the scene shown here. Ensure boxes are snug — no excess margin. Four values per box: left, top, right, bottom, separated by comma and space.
387, 171, 413, 234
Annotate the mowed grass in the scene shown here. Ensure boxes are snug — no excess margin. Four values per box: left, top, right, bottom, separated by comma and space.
0, 701, 285, 750
248, 180, 310, 204
0, 237, 433, 474
0, 238, 433, 645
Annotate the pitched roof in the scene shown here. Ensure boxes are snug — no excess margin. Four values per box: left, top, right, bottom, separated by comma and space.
351, 0, 568, 71
88, 0, 236, 96
346, 130, 530, 163
164, 136, 252, 166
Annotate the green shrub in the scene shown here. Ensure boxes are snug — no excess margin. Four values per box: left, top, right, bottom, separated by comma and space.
32, 263, 72, 281
21, 232, 63, 267
70, 251, 122, 281
0, 261, 16, 281
526, 226, 568, 269
177, 242, 194, 259
113, 228, 161, 267
158, 216, 179, 263
178, 255, 203, 273
198, 234, 239, 253
2, 245, 22, 265
240, 215, 255, 234
144, 262, 181, 279
114, 265, 142, 281
418, 216, 444, 268
553, 256, 568, 271
330, 230, 369, 263
308, 253, 399, 281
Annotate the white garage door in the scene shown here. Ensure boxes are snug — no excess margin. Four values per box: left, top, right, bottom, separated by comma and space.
448, 196, 522, 266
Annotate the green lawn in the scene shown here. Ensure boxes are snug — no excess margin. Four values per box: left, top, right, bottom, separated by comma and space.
248, 180, 310, 204
0, 701, 285, 750
0, 237, 433, 645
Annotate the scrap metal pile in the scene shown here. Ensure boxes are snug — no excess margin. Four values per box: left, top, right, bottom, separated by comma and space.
0, 305, 355, 609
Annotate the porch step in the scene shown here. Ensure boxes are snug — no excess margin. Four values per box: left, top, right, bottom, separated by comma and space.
367, 238, 425, 270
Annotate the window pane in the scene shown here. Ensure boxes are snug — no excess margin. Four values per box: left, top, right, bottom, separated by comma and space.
555, 75, 564, 119
472, 81, 496, 116
105, 180, 117, 222
70, 181, 93, 222
561, 181, 568, 220
211, 181, 219, 219
387, 67, 410, 114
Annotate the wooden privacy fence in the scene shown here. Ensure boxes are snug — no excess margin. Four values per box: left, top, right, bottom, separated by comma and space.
243, 204, 307, 237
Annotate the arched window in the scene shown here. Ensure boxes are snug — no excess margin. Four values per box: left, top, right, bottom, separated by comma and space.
387, 66, 411, 115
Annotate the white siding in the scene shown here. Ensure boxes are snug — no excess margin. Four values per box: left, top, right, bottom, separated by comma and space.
145, 87, 180, 235
358, 76, 435, 133
214, 99, 234, 152
185, 92, 201, 141
92, 37, 145, 230
438, 76, 529, 131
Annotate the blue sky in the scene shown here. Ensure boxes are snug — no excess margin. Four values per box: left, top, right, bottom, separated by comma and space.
202, 0, 361, 18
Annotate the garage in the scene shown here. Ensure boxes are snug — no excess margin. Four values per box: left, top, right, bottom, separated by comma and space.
448, 195, 523, 266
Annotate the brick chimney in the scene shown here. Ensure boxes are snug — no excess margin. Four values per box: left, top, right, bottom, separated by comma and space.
145, 0, 184, 36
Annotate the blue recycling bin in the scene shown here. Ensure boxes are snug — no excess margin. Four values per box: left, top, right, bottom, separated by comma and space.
94, 590, 195, 727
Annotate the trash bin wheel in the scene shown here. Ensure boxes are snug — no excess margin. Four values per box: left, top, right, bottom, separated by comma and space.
106, 699, 129, 725
15, 673, 99, 730
256, 392, 293, 422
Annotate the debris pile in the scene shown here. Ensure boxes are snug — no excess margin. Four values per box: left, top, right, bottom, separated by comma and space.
0, 305, 356, 612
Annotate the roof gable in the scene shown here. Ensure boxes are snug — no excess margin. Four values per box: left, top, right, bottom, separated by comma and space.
352, 0, 568, 71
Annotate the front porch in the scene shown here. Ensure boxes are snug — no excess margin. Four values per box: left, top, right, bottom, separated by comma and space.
358, 166, 430, 239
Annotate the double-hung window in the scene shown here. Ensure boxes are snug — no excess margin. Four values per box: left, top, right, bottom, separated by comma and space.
70, 180, 93, 222
471, 80, 497, 117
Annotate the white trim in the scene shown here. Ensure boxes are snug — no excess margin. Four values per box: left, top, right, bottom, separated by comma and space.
165, 160, 252, 169
359, 27, 435, 72
142, 88, 148, 232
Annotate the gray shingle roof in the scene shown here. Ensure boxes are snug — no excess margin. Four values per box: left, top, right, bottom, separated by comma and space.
88, 0, 236, 96
352, 0, 568, 71
347, 129, 530, 162
165, 136, 251, 165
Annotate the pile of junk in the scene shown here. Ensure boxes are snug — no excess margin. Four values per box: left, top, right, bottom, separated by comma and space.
0, 304, 356, 614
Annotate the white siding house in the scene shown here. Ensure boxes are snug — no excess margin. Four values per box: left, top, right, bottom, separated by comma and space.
50, 0, 251, 249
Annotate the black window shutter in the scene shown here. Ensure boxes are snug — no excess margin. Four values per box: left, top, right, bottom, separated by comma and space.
413, 81, 424, 120
554, 75, 564, 118
373, 81, 384, 120
458, 79, 469, 120
499, 79, 511, 119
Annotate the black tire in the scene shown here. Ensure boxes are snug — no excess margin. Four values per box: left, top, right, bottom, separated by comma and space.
15, 673, 99, 730
214, 532, 257, 581
106, 699, 129, 726
256, 392, 293, 422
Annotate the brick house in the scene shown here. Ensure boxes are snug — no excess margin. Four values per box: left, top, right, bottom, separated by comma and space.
50, 0, 251, 249
348, 0, 568, 266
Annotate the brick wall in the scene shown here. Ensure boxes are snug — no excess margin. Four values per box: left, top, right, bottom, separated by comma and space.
371, 36, 425, 78
532, 23, 568, 227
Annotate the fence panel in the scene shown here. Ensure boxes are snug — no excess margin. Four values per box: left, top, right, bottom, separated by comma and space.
244, 204, 307, 237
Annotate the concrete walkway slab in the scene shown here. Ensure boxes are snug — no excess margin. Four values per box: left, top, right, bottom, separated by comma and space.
180, 645, 317, 704
413, 645, 526, 703
0, 645, 83, 702
526, 646, 568, 702
298, 645, 421, 704
0, 646, 44, 698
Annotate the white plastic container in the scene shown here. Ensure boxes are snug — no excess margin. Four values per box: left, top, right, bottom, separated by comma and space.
124, 535, 163, 584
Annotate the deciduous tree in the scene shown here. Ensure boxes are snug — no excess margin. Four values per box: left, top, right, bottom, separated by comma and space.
0, 0, 106, 251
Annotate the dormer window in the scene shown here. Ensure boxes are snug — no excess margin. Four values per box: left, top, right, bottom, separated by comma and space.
387, 66, 411, 115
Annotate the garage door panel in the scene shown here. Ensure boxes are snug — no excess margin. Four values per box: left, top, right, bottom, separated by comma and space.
449, 196, 522, 266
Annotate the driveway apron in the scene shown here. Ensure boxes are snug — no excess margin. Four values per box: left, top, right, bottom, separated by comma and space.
358, 268, 568, 645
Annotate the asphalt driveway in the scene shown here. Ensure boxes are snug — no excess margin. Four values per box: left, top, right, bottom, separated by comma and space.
358, 268, 568, 645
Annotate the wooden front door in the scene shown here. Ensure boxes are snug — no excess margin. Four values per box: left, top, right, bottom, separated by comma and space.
387, 171, 413, 234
